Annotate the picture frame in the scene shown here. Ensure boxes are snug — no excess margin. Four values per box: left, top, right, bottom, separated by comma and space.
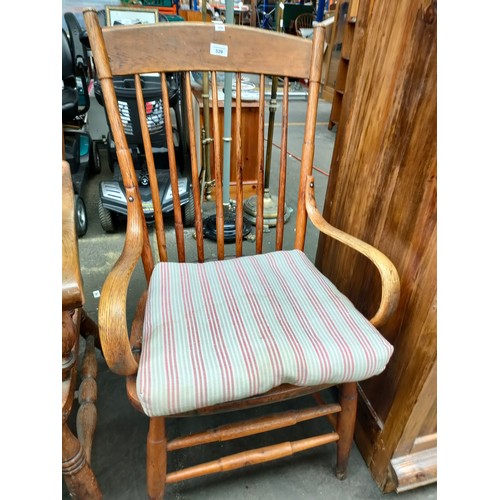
105, 5, 159, 27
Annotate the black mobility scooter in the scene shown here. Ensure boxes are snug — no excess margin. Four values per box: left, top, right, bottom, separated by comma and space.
94, 71, 195, 233
62, 14, 100, 237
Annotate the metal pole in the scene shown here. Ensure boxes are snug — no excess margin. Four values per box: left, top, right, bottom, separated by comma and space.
201, 0, 212, 200
222, 0, 234, 207
264, 3, 283, 189
316, 0, 325, 22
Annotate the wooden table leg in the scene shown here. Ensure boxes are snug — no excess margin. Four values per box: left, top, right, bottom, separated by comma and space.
62, 310, 102, 499
77, 335, 98, 465
62, 422, 102, 499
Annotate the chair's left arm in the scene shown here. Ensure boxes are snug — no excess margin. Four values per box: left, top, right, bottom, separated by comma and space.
305, 176, 400, 328
98, 205, 145, 376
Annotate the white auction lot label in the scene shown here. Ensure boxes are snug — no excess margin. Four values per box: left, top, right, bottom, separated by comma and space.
210, 43, 228, 57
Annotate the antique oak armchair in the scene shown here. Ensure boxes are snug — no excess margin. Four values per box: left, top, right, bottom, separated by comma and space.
84, 9, 400, 498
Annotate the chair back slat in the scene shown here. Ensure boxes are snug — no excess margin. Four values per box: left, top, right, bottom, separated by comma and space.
276, 76, 289, 251
160, 72, 186, 263
135, 74, 168, 262
294, 31, 326, 251
234, 72, 244, 257
255, 74, 266, 255
183, 72, 205, 263
210, 71, 225, 260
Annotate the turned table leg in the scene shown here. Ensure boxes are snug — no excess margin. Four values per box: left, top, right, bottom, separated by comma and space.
62, 310, 102, 499
77, 335, 98, 465
62, 422, 102, 499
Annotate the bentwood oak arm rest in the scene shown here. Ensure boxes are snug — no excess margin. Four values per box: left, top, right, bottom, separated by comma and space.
305, 176, 400, 328
98, 203, 145, 376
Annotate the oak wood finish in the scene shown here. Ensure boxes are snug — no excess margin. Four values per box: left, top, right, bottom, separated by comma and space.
275, 75, 289, 251
62, 161, 102, 499
84, 10, 398, 498
147, 417, 167, 500
99, 23, 313, 78
184, 74, 205, 262
178, 10, 212, 22
62, 423, 101, 499
76, 335, 99, 465
166, 433, 340, 484
390, 446, 437, 492
211, 70, 225, 260
234, 72, 244, 256
166, 404, 341, 451
315, 0, 437, 492
306, 177, 400, 328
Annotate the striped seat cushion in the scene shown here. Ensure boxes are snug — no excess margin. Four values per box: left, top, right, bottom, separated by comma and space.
137, 250, 393, 417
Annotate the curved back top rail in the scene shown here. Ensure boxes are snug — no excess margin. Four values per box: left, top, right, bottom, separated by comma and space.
96, 21, 313, 79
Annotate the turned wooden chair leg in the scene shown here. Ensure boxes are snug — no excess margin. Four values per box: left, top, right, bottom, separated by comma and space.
147, 417, 167, 500
335, 382, 358, 480
62, 422, 102, 499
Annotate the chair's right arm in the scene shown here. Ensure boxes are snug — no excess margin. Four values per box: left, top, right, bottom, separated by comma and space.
305, 175, 400, 328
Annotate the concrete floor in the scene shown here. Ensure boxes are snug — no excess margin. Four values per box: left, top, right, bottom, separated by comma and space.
63, 83, 438, 499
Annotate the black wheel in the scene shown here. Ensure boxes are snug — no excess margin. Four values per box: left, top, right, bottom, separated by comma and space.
74, 194, 88, 237
98, 198, 116, 233
90, 140, 102, 175
182, 188, 195, 227
107, 135, 116, 173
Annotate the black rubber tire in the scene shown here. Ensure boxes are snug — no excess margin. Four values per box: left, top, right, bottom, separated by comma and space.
90, 140, 102, 175
182, 188, 195, 227
107, 137, 116, 173
74, 194, 88, 237
98, 198, 116, 233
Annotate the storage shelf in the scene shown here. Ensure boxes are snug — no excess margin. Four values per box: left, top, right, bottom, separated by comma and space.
328, 0, 357, 131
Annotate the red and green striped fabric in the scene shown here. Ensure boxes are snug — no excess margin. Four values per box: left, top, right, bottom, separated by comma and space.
137, 250, 393, 417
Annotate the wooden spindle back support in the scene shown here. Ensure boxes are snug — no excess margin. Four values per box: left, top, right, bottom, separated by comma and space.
84, 11, 327, 272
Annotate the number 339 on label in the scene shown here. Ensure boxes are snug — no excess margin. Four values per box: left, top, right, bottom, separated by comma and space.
210, 43, 229, 57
